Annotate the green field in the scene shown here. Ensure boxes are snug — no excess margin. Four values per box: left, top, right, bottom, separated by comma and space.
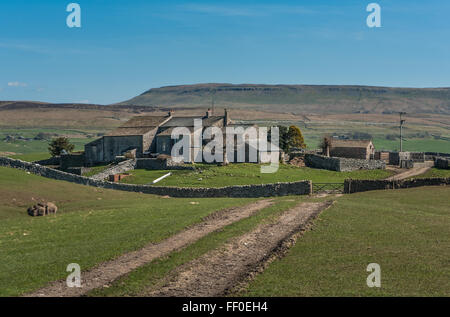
412, 168, 450, 179
0, 167, 253, 296
252, 118, 450, 153
0, 138, 91, 156
0, 166, 449, 297
302, 135, 450, 153
241, 187, 450, 296
10, 152, 51, 162
88, 195, 315, 296
372, 138, 450, 153
119, 164, 393, 187
89, 186, 450, 297
301, 134, 450, 153
0, 128, 97, 158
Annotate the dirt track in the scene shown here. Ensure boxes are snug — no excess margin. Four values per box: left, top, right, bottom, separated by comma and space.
386, 164, 433, 181
25, 199, 273, 297
147, 201, 332, 297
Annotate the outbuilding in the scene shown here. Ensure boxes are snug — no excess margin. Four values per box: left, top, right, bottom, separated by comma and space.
329, 139, 375, 160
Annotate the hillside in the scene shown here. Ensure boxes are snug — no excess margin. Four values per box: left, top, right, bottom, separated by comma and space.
118, 83, 450, 115
0, 166, 252, 296
0, 101, 129, 111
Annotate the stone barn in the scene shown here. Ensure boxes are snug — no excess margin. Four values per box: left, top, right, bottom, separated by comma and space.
329, 139, 375, 160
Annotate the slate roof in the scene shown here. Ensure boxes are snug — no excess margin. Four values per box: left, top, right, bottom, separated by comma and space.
157, 127, 194, 136
203, 116, 225, 126
106, 116, 169, 136
106, 114, 226, 137
106, 127, 156, 136
160, 116, 223, 128
160, 117, 198, 128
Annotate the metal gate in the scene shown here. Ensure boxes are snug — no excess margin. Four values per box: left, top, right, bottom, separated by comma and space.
313, 183, 344, 194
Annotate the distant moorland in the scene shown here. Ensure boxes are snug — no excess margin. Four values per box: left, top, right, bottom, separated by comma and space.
1, 83, 449, 155
118, 83, 450, 115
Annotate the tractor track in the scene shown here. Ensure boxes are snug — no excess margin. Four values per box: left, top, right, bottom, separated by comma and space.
146, 201, 333, 297
24, 199, 274, 297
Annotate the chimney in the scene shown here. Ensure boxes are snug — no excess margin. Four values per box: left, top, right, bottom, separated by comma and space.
224, 109, 229, 126
205, 108, 212, 118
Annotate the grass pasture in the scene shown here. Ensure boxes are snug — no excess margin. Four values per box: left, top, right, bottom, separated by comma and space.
0, 128, 97, 159
413, 168, 450, 179
10, 152, 51, 162
88, 195, 316, 296
372, 138, 450, 153
120, 164, 393, 187
241, 186, 450, 297
0, 165, 448, 297
302, 134, 450, 153
0, 167, 253, 296
251, 113, 450, 153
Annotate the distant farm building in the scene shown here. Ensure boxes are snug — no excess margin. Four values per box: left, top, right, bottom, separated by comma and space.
329, 139, 375, 160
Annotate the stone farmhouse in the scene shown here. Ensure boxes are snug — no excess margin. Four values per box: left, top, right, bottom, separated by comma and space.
329, 139, 375, 160
84, 109, 267, 166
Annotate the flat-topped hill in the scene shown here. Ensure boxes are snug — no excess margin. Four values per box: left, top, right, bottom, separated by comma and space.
117, 83, 450, 115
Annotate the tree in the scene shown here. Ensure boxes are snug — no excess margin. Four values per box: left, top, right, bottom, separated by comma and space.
287, 125, 306, 151
48, 137, 75, 157
319, 135, 333, 157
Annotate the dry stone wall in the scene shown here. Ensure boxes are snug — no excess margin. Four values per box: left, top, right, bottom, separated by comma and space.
60, 153, 85, 170
390, 152, 430, 165
34, 157, 60, 166
305, 154, 385, 172
90, 159, 137, 181
0, 156, 311, 198
425, 152, 450, 161
435, 157, 450, 169
344, 178, 450, 194
135, 158, 196, 171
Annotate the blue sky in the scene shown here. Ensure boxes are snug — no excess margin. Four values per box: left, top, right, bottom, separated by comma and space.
0, 0, 449, 104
